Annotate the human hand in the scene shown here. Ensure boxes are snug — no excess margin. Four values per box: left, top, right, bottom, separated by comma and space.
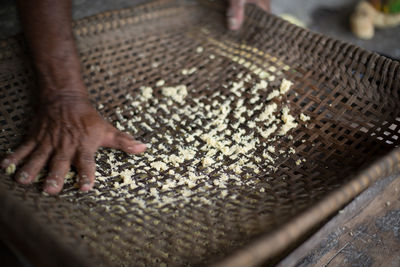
227, 0, 270, 30
1, 93, 146, 195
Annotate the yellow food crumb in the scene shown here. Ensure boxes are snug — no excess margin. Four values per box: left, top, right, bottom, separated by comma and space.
266, 90, 280, 100
279, 106, 298, 135
156, 80, 165, 87
150, 161, 168, 172
141, 86, 153, 99
300, 113, 311, 122
56, 62, 306, 215
162, 85, 188, 103
280, 79, 293, 94
5, 164, 16, 175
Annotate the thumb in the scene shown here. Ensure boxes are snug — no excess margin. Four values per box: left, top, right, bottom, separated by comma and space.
103, 128, 147, 154
227, 0, 246, 30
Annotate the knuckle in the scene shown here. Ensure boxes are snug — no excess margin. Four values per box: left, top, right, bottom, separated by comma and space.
115, 131, 130, 139
80, 173, 93, 182
52, 154, 71, 163
34, 145, 51, 157
61, 137, 74, 147
30, 149, 44, 160
78, 152, 95, 164
21, 158, 40, 171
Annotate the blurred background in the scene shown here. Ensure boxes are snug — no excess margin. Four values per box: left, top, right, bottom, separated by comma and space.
0, 0, 399, 59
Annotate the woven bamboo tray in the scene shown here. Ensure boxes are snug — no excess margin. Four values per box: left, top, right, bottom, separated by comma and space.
0, 0, 399, 266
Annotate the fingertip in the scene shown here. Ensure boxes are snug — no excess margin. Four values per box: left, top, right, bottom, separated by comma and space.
227, 0, 245, 30
79, 184, 93, 192
43, 177, 63, 195
128, 143, 147, 154
43, 187, 59, 195
16, 171, 31, 185
78, 174, 94, 192
228, 17, 240, 30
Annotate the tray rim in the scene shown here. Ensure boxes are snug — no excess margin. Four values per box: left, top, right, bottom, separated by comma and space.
212, 147, 400, 267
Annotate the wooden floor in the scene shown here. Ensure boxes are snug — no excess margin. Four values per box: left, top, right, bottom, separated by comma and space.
278, 175, 400, 267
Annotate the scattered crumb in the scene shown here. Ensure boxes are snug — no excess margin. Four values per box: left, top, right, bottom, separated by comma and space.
162, 85, 188, 103
300, 113, 310, 122
280, 79, 293, 94
150, 161, 168, 172
188, 67, 197, 74
279, 106, 298, 135
141, 86, 153, 99
266, 90, 280, 101
5, 164, 16, 175
56, 60, 303, 216
156, 80, 165, 87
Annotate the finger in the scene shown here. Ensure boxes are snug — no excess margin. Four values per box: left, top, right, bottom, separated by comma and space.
74, 150, 96, 192
43, 148, 74, 195
15, 143, 52, 185
227, 0, 246, 30
260, 0, 270, 12
248, 0, 270, 12
102, 127, 146, 154
1, 140, 36, 171
110, 131, 146, 154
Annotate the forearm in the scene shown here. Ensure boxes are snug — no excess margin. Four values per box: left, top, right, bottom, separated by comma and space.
17, 0, 87, 101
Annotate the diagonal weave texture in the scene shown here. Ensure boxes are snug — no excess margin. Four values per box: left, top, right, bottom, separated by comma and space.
0, 0, 400, 266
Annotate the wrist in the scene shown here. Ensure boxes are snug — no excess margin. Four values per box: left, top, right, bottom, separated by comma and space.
34, 57, 89, 104
37, 81, 90, 107
35, 55, 84, 88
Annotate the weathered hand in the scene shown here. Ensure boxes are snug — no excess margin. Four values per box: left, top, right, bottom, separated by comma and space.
1, 94, 146, 195
227, 0, 270, 30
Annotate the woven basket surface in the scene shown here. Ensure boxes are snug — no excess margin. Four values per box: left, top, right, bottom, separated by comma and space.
0, 0, 399, 266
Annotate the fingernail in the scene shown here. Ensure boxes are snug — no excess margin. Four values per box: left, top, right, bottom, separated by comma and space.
133, 140, 143, 146
79, 175, 92, 192
1, 159, 10, 169
45, 179, 58, 188
17, 171, 29, 182
130, 143, 146, 148
48, 173, 60, 180
129, 143, 147, 153
80, 175, 91, 186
